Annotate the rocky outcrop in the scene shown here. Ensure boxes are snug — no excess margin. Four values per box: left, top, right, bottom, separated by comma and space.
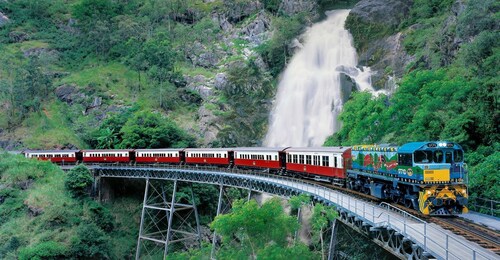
347, 0, 414, 89
349, 0, 412, 28
279, 0, 318, 17
23, 47, 58, 59
198, 105, 219, 145
185, 75, 215, 100
55, 84, 87, 105
240, 11, 271, 46
9, 31, 28, 42
224, 0, 262, 23
0, 12, 8, 26
357, 32, 414, 87
27, 205, 44, 217
186, 42, 220, 68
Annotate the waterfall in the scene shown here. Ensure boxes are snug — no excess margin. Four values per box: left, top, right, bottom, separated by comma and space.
264, 9, 381, 147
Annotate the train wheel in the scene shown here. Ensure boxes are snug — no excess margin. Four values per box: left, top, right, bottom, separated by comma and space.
404, 199, 413, 209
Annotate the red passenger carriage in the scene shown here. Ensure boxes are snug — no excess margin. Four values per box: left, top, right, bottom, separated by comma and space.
135, 149, 183, 164
23, 150, 79, 164
82, 149, 132, 163
284, 147, 351, 182
184, 148, 233, 166
233, 147, 287, 170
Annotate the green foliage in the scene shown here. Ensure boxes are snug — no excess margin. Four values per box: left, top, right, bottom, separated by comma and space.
118, 110, 195, 148
70, 223, 111, 259
85, 200, 115, 232
334, 92, 388, 145
211, 198, 300, 257
18, 241, 67, 260
65, 165, 93, 198
469, 152, 500, 201
289, 193, 311, 210
257, 14, 306, 77
407, 0, 454, 22
345, 15, 394, 53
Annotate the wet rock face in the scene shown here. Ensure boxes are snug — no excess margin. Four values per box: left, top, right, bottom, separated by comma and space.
349, 0, 412, 28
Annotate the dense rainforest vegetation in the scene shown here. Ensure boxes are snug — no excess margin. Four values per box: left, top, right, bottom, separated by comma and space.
0, 0, 498, 258
326, 0, 499, 203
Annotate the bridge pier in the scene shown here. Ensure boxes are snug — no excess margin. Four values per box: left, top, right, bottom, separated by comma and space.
135, 179, 201, 260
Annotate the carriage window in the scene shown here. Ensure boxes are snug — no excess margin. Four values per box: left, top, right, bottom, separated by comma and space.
275, 155, 278, 161
322, 156, 329, 167
299, 155, 304, 164
306, 155, 311, 165
454, 150, 463, 162
334, 157, 337, 168
414, 150, 433, 163
445, 151, 452, 163
398, 153, 412, 166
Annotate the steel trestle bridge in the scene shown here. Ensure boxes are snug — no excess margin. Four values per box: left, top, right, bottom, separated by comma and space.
82, 164, 498, 260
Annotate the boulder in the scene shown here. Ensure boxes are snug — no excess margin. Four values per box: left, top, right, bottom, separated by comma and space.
55, 84, 86, 105
214, 73, 227, 90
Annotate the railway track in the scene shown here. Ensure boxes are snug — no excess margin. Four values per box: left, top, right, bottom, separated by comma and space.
431, 217, 500, 255
303, 178, 500, 255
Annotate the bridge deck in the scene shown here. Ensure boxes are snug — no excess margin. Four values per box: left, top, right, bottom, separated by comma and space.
460, 212, 500, 231
91, 165, 498, 260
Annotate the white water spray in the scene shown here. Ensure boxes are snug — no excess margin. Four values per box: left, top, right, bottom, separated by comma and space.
264, 10, 382, 147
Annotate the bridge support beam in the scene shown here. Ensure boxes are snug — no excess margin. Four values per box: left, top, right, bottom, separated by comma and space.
135, 179, 201, 260
337, 210, 432, 260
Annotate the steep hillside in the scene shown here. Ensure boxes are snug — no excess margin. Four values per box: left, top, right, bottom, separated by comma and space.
0, 0, 344, 150
327, 0, 499, 201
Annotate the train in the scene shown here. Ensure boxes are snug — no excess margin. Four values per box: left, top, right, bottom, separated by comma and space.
23, 141, 468, 216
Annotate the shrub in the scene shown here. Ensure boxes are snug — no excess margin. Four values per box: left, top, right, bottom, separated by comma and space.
18, 241, 67, 260
65, 165, 93, 198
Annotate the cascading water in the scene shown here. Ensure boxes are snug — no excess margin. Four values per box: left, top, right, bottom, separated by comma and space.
264, 9, 382, 147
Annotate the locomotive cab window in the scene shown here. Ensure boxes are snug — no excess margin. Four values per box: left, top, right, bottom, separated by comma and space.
454, 150, 463, 162
414, 150, 433, 163
445, 151, 452, 163
398, 153, 412, 166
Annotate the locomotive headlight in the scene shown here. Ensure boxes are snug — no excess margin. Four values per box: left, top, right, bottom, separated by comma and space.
427, 190, 431, 195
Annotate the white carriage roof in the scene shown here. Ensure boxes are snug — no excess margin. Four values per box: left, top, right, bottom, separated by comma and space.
184, 148, 233, 152
233, 147, 289, 152
135, 148, 182, 152
285, 147, 350, 153
24, 150, 79, 153
82, 149, 132, 152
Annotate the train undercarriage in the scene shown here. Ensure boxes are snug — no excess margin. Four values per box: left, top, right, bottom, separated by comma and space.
346, 170, 468, 216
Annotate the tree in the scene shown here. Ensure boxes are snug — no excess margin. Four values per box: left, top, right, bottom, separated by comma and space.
65, 165, 93, 198
70, 223, 111, 259
210, 198, 302, 259
118, 111, 195, 149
